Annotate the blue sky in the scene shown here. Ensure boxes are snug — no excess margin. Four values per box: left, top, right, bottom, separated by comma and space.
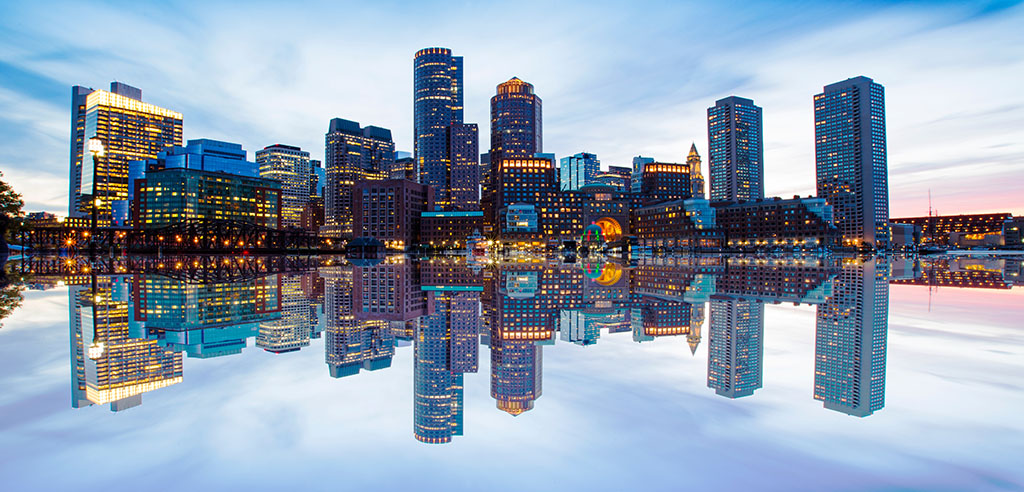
1, 0, 1022, 216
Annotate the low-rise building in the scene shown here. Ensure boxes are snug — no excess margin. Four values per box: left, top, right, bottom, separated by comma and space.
420, 211, 484, 249
713, 197, 837, 250
134, 167, 281, 229
632, 198, 720, 249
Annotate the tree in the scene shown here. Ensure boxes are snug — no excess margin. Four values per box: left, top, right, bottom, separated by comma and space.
0, 171, 26, 262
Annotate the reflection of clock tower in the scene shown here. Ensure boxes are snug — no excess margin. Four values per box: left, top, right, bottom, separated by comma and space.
687, 143, 705, 199
687, 302, 704, 355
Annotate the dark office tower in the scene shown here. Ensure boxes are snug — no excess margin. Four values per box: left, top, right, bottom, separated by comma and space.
707, 298, 764, 398
708, 96, 763, 202
324, 118, 394, 238
489, 77, 543, 165
560, 152, 600, 191
490, 332, 543, 416
447, 123, 480, 209
414, 48, 463, 189
71, 82, 183, 222
814, 259, 889, 417
640, 162, 691, 206
687, 143, 705, 199
814, 76, 889, 249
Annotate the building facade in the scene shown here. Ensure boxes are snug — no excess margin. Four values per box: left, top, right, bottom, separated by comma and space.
324, 118, 394, 238
353, 179, 433, 250
641, 162, 691, 206
707, 298, 764, 398
814, 76, 889, 249
890, 213, 1011, 246
708, 96, 763, 202
713, 197, 837, 249
134, 167, 281, 229
256, 144, 312, 229
447, 123, 480, 209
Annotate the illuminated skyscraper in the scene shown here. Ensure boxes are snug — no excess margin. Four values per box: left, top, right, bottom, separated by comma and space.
687, 143, 705, 199
814, 76, 889, 249
323, 118, 394, 237
414, 48, 480, 209
72, 82, 182, 222
489, 77, 542, 166
560, 152, 599, 191
707, 96, 763, 202
256, 144, 312, 229
707, 298, 764, 398
814, 259, 889, 416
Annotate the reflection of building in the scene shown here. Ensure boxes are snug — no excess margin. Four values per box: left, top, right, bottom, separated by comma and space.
490, 334, 542, 416
708, 96, 763, 202
257, 144, 312, 229
814, 76, 889, 249
71, 276, 183, 411
707, 298, 764, 398
134, 274, 281, 358
353, 256, 429, 321
814, 259, 889, 417
891, 258, 1013, 290
413, 290, 480, 443
257, 275, 314, 353
71, 82, 183, 222
324, 118, 394, 238
322, 266, 395, 377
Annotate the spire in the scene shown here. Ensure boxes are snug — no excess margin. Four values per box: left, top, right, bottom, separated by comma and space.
689, 142, 699, 157
687, 333, 700, 355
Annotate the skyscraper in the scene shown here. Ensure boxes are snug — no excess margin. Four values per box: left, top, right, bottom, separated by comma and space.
71, 82, 182, 222
323, 118, 394, 238
687, 143, 705, 199
707, 96, 763, 202
489, 77, 542, 167
414, 48, 480, 209
256, 144, 312, 229
814, 76, 889, 249
814, 258, 889, 417
707, 298, 764, 398
560, 152, 599, 191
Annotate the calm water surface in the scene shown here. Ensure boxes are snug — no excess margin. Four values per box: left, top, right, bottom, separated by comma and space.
1, 254, 1022, 491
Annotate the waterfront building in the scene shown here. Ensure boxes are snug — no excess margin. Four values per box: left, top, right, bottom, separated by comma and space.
324, 118, 394, 238
890, 213, 1012, 246
1005, 217, 1024, 248
560, 152, 599, 191
256, 144, 312, 229
707, 298, 764, 398
133, 167, 281, 229
713, 196, 838, 249
494, 156, 558, 239
420, 211, 484, 249
687, 143, 705, 199
708, 96, 763, 202
814, 259, 889, 416
640, 162, 691, 206
814, 76, 889, 249
353, 179, 433, 250
632, 199, 719, 249
70, 82, 183, 223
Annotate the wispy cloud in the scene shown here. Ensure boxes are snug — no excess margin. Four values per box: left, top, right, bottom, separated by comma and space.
0, 0, 1021, 215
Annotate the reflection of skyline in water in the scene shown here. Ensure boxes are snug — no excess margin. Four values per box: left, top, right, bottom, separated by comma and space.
41, 254, 1019, 439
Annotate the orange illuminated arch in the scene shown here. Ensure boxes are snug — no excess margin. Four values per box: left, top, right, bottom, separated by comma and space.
593, 217, 623, 243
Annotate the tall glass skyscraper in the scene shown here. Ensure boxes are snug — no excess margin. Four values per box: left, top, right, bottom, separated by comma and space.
414, 47, 479, 210
707, 96, 763, 202
324, 118, 394, 238
256, 144, 312, 229
814, 76, 889, 249
71, 82, 182, 222
560, 152, 599, 191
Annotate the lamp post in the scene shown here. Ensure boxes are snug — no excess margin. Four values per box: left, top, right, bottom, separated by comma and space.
87, 139, 105, 259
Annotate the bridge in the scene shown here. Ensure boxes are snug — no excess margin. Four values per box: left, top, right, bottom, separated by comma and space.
12, 254, 325, 283
25, 219, 327, 254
